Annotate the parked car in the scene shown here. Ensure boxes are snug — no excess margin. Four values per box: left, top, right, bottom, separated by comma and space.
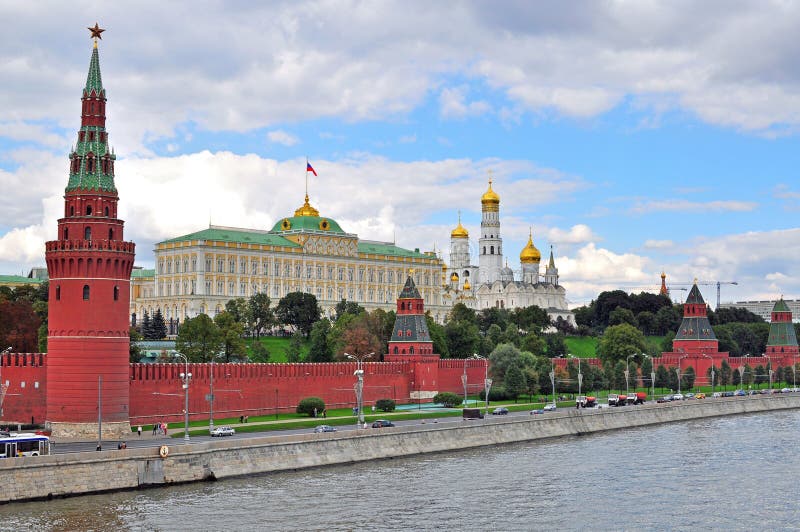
685, 393, 695, 399
313, 425, 337, 433
712, 392, 722, 398
722, 391, 735, 397
673, 393, 684, 401
491, 407, 509, 415
371, 420, 395, 428
530, 409, 544, 415
210, 426, 235, 437
734, 389, 746, 396
695, 393, 706, 399
543, 403, 557, 412
781, 388, 792, 393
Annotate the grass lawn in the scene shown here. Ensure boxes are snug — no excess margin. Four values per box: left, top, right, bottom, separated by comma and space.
245, 336, 309, 362
565, 336, 598, 357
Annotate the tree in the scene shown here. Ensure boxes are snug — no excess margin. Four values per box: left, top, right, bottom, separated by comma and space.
682, 366, 696, 391
276, 292, 320, 337
655, 365, 669, 391
250, 340, 271, 363
130, 326, 143, 363
719, 359, 732, 388
339, 314, 382, 359
297, 397, 325, 417
597, 323, 647, 364
141, 311, 152, 339
175, 314, 222, 362
543, 333, 567, 358
0, 299, 41, 353
444, 319, 481, 358
609, 307, 637, 327
375, 399, 396, 412
511, 305, 551, 334
448, 303, 477, 325
286, 331, 305, 362
307, 319, 333, 362
425, 313, 449, 358
636, 311, 656, 335
225, 298, 249, 326
433, 392, 463, 408
521, 332, 547, 356
504, 364, 527, 401
655, 305, 682, 335
214, 311, 246, 362
335, 299, 365, 320
248, 293, 274, 338
488, 343, 534, 384
477, 307, 509, 334
150, 308, 167, 340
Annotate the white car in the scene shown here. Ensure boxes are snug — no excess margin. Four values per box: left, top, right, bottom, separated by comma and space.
210, 426, 235, 437
543, 403, 557, 412
673, 393, 684, 401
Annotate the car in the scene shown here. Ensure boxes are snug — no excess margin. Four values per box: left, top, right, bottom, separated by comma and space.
530, 409, 544, 415
734, 389, 746, 396
210, 426, 235, 437
491, 407, 509, 415
371, 420, 395, 428
782, 388, 792, 393
695, 393, 706, 399
672, 393, 684, 401
543, 403, 557, 412
722, 391, 735, 397
685, 393, 695, 399
712, 392, 722, 398
313, 425, 337, 433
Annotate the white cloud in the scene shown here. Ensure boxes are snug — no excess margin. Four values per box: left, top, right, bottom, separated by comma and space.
630, 199, 758, 214
267, 130, 299, 147
643, 239, 674, 249
438, 86, 491, 119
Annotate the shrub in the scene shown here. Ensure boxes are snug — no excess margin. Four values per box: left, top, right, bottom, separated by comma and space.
375, 398, 396, 412
433, 392, 463, 408
296, 397, 326, 417
478, 386, 509, 401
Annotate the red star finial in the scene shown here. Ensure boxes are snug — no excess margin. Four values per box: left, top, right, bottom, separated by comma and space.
88, 23, 105, 41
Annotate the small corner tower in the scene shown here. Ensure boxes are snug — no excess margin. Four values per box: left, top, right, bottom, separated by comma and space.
670, 281, 719, 355
766, 298, 799, 358
544, 245, 559, 286
45, 26, 135, 438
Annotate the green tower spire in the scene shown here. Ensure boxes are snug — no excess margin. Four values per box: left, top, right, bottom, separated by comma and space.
84, 44, 105, 97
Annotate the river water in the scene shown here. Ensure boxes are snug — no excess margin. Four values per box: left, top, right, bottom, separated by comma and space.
2, 410, 799, 531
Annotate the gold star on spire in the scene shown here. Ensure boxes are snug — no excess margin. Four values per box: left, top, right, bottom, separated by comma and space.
88, 22, 105, 43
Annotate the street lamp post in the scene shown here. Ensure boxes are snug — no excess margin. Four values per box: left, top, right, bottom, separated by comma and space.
209, 360, 214, 430
793, 354, 798, 391
625, 354, 636, 397
701, 354, 715, 396
176, 354, 192, 442
345, 352, 373, 426
640, 354, 654, 400
549, 360, 556, 407
462, 358, 468, 407
568, 354, 582, 407
472, 354, 489, 414
676, 355, 688, 395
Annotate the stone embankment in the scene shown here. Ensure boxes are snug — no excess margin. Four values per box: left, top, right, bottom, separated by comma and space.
3, 395, 799, 504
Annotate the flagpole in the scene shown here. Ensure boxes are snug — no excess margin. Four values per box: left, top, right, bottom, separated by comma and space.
305, 157, 309, 198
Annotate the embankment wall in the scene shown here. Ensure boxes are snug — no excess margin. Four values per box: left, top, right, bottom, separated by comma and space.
2, 394, 798, 504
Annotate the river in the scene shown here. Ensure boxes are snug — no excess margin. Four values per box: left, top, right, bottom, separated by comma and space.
2, 410, 798, 531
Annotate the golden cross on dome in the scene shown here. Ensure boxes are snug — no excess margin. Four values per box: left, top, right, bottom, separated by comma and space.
88, 22, 105, 42
487, 169, 494, 185
408, 268, 415, 275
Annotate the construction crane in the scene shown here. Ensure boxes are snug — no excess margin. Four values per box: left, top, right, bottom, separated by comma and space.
672, 280, 738, 308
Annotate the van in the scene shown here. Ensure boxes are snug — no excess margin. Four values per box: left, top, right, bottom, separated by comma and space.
462, 408, 485, 419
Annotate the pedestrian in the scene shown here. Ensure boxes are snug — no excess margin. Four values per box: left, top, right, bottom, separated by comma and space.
245, 415, 249, 423
152, 423, 157, 436
163, 424, 168, 436
313, 407, 318, 418
137, 425, 142, 437
240, 415, 244, 423
322, 409, 327, 418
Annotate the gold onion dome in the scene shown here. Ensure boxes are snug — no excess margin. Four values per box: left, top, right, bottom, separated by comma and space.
463, 280, 471, 290
520, 231, 541, 263
481, 179, 500, 206
451, 220, 469, 239
294, 194, 320, 217
450, 272, 459, 282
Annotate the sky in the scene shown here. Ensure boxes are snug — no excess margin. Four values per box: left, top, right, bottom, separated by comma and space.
1, 1, 799, 309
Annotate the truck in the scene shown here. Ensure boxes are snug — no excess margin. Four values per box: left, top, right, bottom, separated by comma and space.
608, 394, 627, 406
462, 408, 485, 419
576, 396, 597, 408
625, 392, 647, 405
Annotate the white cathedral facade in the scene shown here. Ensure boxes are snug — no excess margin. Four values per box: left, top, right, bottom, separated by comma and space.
443, 180, 575, 326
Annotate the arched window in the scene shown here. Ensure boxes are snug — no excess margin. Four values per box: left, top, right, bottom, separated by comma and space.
70, 206, 75, 216
56, 285, 61, 301
490, 245, 494, 254
394, 346, 399, 354
64, 228, 69, 239
410, 346, 415, 354
104, 206, 109, 217
114, 286, 119, 301
483, 246, 486, 254
109, 228, 114, 240
86, 205, 93, 216
84, 227, 91, 240
83, 285, 90, 300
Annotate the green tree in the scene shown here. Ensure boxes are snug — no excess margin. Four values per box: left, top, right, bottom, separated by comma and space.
286, 331, 305, 362
276, 292, 321, 337
425, 313, 449, 358
175, 313, 222, 362
335, 299, 365, 320
544, 333, 567, 357
444, 320, 481, 358
214, 311, 246, 362
149, 308, 167, 340
477, 307, 510, 334
250, 340, 271, 363
488, 343, 524, 384
448, 303, 477, 325
297, 397, 325, 417
636, 311, 656, 335
521, 332, 547, 356
609, 307, 637, 327
433, 392, 464, 408
660, 331, 676, 353
129, 326, 143, 363
655, 365, 669, 390
597, 323, 647, 364
307, 319, 333, 362
504, 364, 527, 401
248, 293, 274, 338
225, 298, 249, 325
339, 314, 382, 359
511, 305, 551, 334
719, 359, 732, 388
141, 311, 152, 339
655, 305, 682, 335
682, 366, 696, 391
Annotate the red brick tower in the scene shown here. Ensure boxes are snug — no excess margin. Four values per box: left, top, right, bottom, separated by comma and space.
45, 27, 135, 438
766, 298, 799, 360
385, 273, 440, 402
671, 282, 719, 355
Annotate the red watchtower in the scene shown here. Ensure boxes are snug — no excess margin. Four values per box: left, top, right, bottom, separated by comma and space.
385, 273, 439, 402
45, 28, 135, 438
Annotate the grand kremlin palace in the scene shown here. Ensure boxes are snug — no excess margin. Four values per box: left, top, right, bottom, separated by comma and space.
130, 182, 573, 328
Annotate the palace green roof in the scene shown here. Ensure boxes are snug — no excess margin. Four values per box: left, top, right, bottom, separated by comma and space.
0, 275, 44, 285
270, 215, 345, 234
160, 227, 298, 247
131, 269, 155, 279
358, 241, 431, 259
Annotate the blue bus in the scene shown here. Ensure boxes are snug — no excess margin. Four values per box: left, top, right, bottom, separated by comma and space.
0, 432, 50, 458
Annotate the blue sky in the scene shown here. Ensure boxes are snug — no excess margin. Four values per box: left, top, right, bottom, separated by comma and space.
1, 1, 799, 307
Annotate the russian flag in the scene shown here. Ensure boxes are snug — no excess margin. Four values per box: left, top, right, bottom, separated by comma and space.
306, 162, 317, 176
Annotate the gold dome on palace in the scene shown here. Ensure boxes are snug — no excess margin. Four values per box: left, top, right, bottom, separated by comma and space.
463, 280, 471, 290
294, 194, 320, 217
451, 220, 469, 239
520, 232, 541, 263
481, 179, 500, 206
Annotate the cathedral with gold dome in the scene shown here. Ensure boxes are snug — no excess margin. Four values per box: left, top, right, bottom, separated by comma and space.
443, 180, 574, 325
130, 191, 448, 328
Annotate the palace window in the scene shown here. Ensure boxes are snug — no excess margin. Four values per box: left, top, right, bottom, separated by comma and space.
217, 259, 223, 273
229, 260, 235, 273
83, 285, 90, 300
205, 258, 211, 271
347, 268, 354, 282
217, 281, 223, 295
229, 282, 235, 296
56, 285, 61, 300
285, 264, 291, 277
327, 287, 333, 299
252, 260, 258, 274
114, 286, 119, 301
358, 269, 364, 281
240, 259, 246, 273
378, 271, 384, 283
338, 268, 343, 281
307, 266, 313, 279
84, 227, 91, 240
317, 266, 323, 279
296, 265, 302, 278
328, 266, 334, 280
